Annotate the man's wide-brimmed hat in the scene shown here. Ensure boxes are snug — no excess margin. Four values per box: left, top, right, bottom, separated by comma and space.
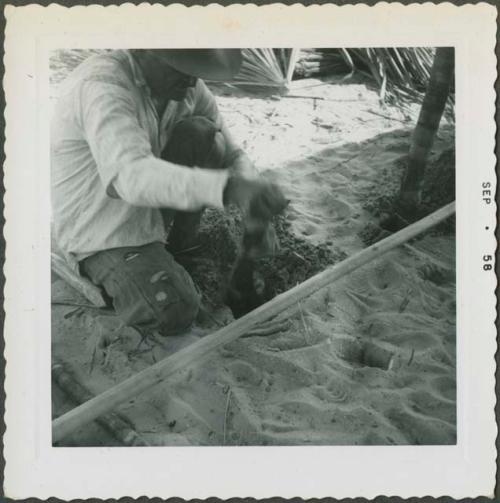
156, 49, 242, 81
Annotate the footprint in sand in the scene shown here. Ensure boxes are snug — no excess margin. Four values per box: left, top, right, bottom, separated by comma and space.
389, 330, 438, 351
432, 376, 456, 402
417, 263, 455, 286
386, 407, 456, 445
409, 389, 456, 424
318, 195, 353, 220
300, 223, 319, 237
429, 347, 454, 367
227, 360, 262, 387
333, 337, 363, 363
444, 298, 456, 314
324, 381, 350, 403
370, 262, 406, 290
260, 420, 297, 434
304, 171, 327, 185
280, 400, 325, 418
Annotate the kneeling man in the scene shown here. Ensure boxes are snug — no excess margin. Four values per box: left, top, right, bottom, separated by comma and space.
51, 49, 285, 335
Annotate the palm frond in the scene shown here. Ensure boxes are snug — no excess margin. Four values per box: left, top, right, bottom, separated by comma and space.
229, 49, 288, 90
293, 47, 453, 110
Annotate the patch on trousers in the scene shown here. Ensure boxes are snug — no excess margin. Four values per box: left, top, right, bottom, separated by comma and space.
124, 252, 140, 262
155, 291, 168, 302
150, 270, 169, 284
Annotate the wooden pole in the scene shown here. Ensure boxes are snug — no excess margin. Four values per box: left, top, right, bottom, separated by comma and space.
53, 202, 455, 442
52, 361, 149, 446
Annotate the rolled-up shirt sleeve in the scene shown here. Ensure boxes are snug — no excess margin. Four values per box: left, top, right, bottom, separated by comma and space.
79, 80, 229, 210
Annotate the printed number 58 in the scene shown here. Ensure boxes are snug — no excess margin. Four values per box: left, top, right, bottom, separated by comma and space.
483, 255, 493, 271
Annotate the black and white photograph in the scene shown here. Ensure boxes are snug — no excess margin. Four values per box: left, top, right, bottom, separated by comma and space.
3, 3, 497, 500
50, 46, 457, 447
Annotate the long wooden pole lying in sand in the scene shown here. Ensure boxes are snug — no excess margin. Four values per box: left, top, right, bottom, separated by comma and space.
52, 361, 149, 446
52, 202, 455, 442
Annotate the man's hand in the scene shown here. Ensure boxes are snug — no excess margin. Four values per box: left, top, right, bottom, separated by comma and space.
242, 218, 280, 259
225, 151, 258, 179
223, 176, 288, 219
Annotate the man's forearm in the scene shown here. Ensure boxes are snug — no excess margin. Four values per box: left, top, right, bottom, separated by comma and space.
111, 157, 229, 210
224, 148, 258, 179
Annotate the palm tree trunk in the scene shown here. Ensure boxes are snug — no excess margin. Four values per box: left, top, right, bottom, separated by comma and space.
397, 47, 454, 218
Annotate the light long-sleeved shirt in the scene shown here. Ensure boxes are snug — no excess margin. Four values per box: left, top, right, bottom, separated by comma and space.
51, 50, 240, 267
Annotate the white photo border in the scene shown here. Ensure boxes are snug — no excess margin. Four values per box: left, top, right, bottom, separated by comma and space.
3, 3, 497, 500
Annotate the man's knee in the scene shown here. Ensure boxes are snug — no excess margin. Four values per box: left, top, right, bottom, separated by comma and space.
140, 263, 201, 335
162, 116, 226, 170
81, 244, 201, 336
154, 270, 201, 334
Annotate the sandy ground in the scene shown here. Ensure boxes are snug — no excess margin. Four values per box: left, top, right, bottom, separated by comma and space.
51, 50, 456, 446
